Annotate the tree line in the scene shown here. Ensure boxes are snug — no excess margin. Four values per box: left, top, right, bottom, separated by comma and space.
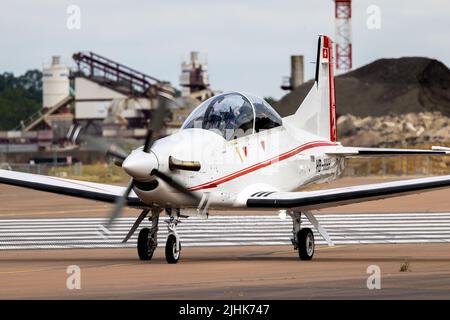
0, 70, 42, 130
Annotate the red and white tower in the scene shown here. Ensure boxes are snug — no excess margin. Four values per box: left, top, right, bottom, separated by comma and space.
334, 0, 352, 72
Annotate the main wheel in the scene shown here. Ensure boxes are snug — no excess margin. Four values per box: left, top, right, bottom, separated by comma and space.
165, 234, 181, 264
298, 228, 314, 260
137, 228, 155, 261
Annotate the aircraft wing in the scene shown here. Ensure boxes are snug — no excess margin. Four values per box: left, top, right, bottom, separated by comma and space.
326, 146, 450, 157
247, 175, 450, 211
0, 169, 144, 207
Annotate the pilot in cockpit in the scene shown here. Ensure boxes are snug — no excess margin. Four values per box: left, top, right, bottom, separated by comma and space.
181, 92, 283, 141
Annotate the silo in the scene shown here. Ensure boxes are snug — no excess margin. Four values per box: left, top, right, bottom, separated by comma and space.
290, 55, 304, 89
42, 56, 70, 108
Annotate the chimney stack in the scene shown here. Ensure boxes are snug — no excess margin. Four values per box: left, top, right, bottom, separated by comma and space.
290, 55, 304, 89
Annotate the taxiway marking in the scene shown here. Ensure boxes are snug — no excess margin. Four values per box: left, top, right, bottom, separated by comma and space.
1, 213, 450, 250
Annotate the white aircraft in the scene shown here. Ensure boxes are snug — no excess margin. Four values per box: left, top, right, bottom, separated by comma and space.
1, 35, 450, 263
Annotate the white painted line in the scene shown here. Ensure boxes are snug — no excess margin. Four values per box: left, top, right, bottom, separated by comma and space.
1, 213, 450, 250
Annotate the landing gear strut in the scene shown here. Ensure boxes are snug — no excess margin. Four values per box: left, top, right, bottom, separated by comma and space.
137, 208, 160, 260
165, 211, 181, 264
289, 211, 315, 260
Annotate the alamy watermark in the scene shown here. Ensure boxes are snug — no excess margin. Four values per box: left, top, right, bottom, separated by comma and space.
366, 265, 381, 290
66, 265, 81, 290
66, 5, 81, 30
366, 5, 382, 30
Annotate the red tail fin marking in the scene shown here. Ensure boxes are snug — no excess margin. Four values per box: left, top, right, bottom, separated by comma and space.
323, 36, 337, 142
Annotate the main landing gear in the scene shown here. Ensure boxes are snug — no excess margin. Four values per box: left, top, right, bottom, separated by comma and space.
136, 208, 182, 264
289, 211, 335, 261
290, 212, 315, 260
137, 208, 160, 260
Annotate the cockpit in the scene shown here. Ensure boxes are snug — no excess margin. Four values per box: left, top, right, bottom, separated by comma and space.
181, 92, 283, 140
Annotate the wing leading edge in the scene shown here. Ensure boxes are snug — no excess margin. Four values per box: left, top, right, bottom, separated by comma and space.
0, 169, 144, 207
247, 175, 450, 210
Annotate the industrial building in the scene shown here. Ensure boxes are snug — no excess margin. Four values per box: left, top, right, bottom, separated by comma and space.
179, 51, 213, 101
0, 51, 215, 164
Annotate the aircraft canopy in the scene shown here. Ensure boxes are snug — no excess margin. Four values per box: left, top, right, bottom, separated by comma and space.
181, 92, 282, 140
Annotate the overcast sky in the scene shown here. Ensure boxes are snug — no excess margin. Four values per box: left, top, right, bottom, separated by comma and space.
1, 0, 449, 98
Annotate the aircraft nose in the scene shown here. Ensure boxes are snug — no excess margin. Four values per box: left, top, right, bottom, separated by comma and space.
122, 150, 159, 181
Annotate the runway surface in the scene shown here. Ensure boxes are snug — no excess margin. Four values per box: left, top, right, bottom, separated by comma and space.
2, 213, 450, 250
2, 244, 450, 299
1, 181, 450, 299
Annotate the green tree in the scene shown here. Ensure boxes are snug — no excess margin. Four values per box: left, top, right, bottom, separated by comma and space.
0, 70, 42, 130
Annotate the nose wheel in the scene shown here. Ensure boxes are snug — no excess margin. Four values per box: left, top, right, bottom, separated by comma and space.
165, 215, 181, 264
165, 234, 181, 263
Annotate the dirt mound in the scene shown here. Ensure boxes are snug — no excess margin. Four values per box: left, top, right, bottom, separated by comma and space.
274, 57, 450, 118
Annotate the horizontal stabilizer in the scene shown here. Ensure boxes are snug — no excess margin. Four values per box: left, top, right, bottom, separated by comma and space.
326, 147, 450, 157
432, 146, 450, 152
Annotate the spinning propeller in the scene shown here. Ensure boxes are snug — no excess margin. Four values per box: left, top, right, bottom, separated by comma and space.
103, 93, 200, 230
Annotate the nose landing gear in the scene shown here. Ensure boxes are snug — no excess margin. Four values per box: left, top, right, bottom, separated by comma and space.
135, 207, 183, 264
165, 215, 181, 264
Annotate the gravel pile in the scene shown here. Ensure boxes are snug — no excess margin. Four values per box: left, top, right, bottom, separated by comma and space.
275, 57, 450, 118
337, 112, 449, 147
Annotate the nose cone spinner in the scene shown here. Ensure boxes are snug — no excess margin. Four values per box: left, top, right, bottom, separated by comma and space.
122, 150, 159, 181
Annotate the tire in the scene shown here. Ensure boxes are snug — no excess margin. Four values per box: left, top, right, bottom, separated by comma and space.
165, 234, 181, 264
298, 228, 314, 261
137, 228, 154, 261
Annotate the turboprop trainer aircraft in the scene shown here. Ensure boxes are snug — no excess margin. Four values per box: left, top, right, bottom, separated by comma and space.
1, 35, 450, 263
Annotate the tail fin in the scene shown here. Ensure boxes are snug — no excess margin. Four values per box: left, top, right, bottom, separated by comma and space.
284, 35, 337, 142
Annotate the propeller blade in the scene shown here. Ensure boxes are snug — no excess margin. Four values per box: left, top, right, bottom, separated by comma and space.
79, 134, 129, 160
143, 94, 170, 153
151, 94, 170, 133
105, 180, 134, 229
113, 159, 124, 167
106, 147, 128, 161
152, 169, 199, 201
142, 129, 153, 153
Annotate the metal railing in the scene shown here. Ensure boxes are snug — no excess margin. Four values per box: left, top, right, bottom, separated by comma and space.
72, 51, 174, 98
4, 162, 83, 176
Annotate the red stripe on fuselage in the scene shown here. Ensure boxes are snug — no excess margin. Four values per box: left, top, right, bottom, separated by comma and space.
188, 141, 337, 191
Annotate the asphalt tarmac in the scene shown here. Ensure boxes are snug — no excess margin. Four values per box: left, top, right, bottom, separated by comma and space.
1, 244, 450, 299
1, 177, 450, 299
